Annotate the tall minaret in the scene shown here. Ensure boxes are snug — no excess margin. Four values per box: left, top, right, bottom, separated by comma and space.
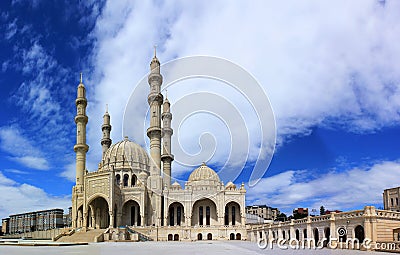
101, 105, 112, 158
74, 73, 89, 189
147, 47, 163, 176
161, 95, 174, 188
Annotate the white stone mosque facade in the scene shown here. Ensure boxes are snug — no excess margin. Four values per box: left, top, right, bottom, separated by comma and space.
71, 52, 246, 241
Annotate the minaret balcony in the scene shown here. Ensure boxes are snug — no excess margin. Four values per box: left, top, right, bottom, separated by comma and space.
74, 115, 88, 124
75, 97, 87, 106
148, 73, 163, 84
74, 144, 89, 153
161, 154, 174, 161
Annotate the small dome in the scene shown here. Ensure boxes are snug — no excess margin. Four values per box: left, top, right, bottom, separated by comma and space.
171, 181, 182, 190
188, 163, 220, 183
226, 181, 236, 190
103, 137, 149, 171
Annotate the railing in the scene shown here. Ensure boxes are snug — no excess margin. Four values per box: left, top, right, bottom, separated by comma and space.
376, 210, 400, 220
127, 227, 153, 241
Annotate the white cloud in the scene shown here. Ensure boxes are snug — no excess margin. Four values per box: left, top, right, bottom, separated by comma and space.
60, 161, 76, 182
10, 156, 49, 171
0, 126, 50, 170
246, 160, 400, 213
0, 172, 71, 219
85, 0, 400, 180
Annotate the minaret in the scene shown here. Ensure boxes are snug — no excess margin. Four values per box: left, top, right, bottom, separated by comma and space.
101, 105, 112, 158
146, 47, 164, 227
74, 73, 89, 189
161, 94, 174, 188
147, 46, 163, 176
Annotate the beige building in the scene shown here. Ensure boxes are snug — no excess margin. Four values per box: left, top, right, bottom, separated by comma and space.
246, 205, 280, 221
248, 206, 400, 251
383, 186, 400, 212
70, 53, 246, 241
5, 209, 64, 234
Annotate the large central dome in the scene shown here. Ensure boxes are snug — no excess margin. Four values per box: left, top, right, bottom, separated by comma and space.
188, 163, 221, 183
102, 137, 149, 171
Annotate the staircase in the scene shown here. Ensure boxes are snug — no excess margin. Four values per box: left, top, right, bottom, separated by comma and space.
57, 229, 105, 243
127, 227, 153, 241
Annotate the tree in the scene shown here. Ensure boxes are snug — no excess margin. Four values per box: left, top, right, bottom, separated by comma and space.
320, 206, 326, 216
276, 213, 288, 222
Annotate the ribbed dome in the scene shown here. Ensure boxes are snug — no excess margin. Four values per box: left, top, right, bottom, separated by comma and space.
103, 137, 149, 171
188, 163, 220, 183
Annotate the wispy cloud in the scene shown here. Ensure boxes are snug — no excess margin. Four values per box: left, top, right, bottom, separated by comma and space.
247, 160, 400, 213
0, 126, 49, 170
5, 18, 17, 40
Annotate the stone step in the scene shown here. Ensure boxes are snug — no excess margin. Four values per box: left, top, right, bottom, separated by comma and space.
57, 229, 105, 243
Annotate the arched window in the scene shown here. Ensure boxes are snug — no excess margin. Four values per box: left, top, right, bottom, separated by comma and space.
231, 206, 235, 226
303, 229, 307, 239
116, 174, 120, 185
199, 206, 203, 225
295, 229, 300, 241
282, 230, 286, 239
206, 206, 210, 225
174, 234, 179, 241
177, 206, 181, 226
198, 233, 202, 240
314, 228, 319, 243
230, 233, 235, 240
207, 233, 212, 240
131, 175, 137, 187
224, 206, 229, 225
392, 198, 394, 206
236, 233, 241, 240
123, 174, 129, 187
168, 234, 173, 241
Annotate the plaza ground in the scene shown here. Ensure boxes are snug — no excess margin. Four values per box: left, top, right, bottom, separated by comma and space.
0, 241, 395, 255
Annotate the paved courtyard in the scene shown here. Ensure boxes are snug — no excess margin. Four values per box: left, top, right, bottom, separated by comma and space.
0, 241, 394, 255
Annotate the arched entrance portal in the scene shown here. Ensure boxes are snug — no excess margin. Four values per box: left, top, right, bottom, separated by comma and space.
87, 197, 109, 229
207, 233, 212, 240
168, 202, 184, 226
77, 205, 83, 228
236, 233, 241, 240
355, 225, 365, 243
192, 199, 217, 226
230, 233, 235, 240
122, 200, 141, 226
224, 201, 241, 226
198, 233, 202, 240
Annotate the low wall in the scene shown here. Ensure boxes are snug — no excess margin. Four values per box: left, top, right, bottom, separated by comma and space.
3, 228, 71, 240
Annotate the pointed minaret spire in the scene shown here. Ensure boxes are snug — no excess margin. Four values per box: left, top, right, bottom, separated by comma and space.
154, 44, 157, 57
101, 104, 112, 159
80, 72, 83, 84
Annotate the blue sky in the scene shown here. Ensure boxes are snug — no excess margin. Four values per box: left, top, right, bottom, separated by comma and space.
1, 0, 400, 219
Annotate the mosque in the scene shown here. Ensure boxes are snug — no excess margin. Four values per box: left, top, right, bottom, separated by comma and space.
71, 52, 246, 241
